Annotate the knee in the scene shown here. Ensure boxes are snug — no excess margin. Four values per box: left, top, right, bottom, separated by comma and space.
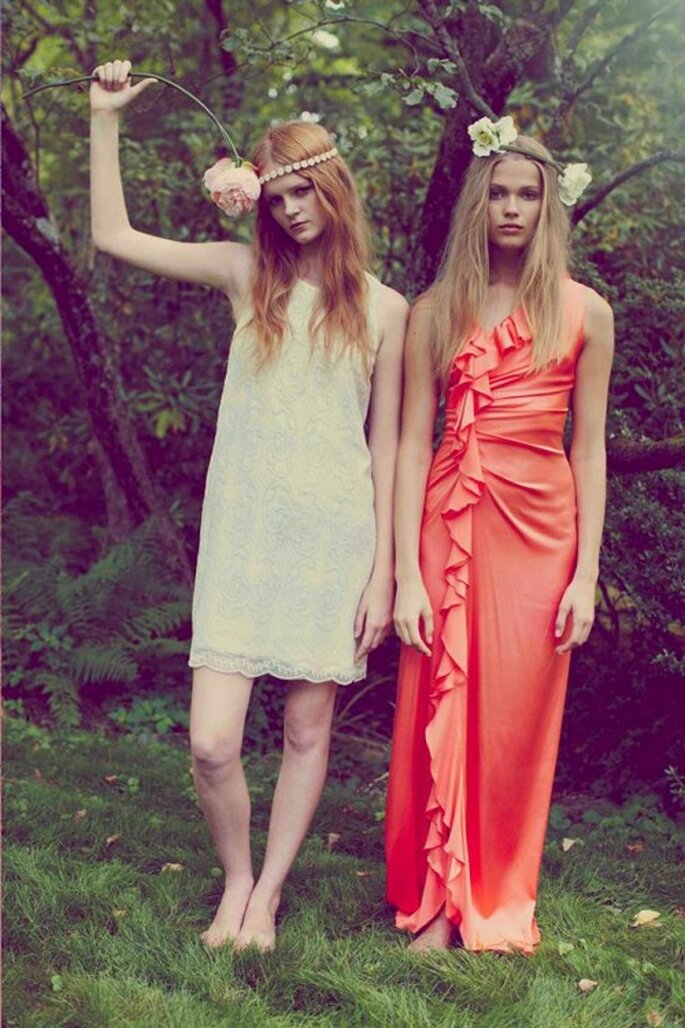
191, 734, 241, 778
284, 715, 331, 757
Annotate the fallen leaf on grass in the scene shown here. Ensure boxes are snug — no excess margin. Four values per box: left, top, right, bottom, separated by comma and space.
160, 862, 184, 873
578, 979, 598, 993
562, 837, 583, 852
33, 768, 44, 781
557, 941, 575, 956
112, 909, 126, 919
73, 809, 87, 821
675, 906, 685, 919
631, 910, 661, 928
626, 842, 645, 854
646, 1010, 664, 1027
355, 871, 372, 878
103, 775, 119, 784
105, 834, 120, 847
327, 832, 341, 850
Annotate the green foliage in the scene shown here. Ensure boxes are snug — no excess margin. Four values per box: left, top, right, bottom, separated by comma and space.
3, 508, 191, 725
2, 0, 684, 793
107, 695, 189, 741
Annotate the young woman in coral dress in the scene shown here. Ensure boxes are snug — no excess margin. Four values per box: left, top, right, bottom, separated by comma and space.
386, 127, 614, 954
90, 60, 407, 951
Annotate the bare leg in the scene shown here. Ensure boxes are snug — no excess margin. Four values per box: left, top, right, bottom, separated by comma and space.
407, 907, 455, 952
235, 678, 337, 951
190, 667, 255, 948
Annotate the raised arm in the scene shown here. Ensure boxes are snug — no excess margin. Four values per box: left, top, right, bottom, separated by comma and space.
393, 299, 440, 656
354, 285, 408, 662
554, 289, 614, 654
90, 59, 251, 300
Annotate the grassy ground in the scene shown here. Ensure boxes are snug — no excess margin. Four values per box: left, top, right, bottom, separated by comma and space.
4, 716, 684, 1028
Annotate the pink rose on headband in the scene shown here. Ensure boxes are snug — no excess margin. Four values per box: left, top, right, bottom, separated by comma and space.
203, 158, 261, 217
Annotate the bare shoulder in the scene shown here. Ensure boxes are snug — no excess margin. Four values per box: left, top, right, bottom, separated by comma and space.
409, 291, 434, 322
377, 282, 409, 322
583, 287, 614, 351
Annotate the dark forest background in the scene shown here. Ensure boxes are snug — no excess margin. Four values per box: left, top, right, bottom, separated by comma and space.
3, 0, 684, 802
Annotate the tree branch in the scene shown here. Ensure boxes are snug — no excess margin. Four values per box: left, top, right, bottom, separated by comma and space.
607, 435, 685, 475
573, 150, 685, 225
564, 0, 604, 57
417, 0, 496, 118
555, 2, 674, 127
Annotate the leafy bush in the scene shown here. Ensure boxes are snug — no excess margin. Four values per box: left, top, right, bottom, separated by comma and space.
3, 504, 190, 727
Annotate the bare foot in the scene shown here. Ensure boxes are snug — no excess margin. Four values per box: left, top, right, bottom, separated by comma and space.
407, 909, 454, 952
200, 875, 254, 949
234, 892, 279, 953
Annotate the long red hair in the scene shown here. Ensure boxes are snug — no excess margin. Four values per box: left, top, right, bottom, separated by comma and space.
248, 122, 372, 367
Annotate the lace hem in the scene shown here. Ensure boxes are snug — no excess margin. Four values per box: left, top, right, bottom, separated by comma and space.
188, 649, 366, 685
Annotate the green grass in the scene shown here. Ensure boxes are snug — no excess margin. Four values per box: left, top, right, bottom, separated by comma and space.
4, 717, 684, 1028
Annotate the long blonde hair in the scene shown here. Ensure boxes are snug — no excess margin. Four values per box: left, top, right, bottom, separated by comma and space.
427, 135, 570, 383
248, 122, 372, 367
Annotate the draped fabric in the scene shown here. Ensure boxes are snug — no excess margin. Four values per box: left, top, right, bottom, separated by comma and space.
386, 279, 588, 953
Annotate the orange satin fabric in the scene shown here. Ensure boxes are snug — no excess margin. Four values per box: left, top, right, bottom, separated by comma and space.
386, 279, 589, 953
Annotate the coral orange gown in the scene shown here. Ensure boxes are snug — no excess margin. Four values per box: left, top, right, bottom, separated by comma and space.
386, 279, 589, 953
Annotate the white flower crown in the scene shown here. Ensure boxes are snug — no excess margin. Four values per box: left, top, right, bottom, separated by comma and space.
467, 116, 592, 206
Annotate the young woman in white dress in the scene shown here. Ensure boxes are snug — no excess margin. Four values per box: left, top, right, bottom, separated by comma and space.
90, 60, 407, 951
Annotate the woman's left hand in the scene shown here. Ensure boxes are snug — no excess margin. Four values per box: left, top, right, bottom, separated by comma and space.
554, 578, 597, 654
354, 573, 395, 662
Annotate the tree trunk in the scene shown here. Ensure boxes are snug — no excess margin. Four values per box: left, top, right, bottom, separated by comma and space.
411, 12, 553, 292
1, 104, 193, 585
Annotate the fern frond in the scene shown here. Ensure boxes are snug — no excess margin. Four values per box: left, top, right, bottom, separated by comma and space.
71, 645, 138, 685
37, 672, 81, 729
122, 601, 190, 645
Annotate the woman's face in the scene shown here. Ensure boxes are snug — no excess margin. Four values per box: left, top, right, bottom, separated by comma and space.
487, 157, 543, 252
262, 170, 327, 246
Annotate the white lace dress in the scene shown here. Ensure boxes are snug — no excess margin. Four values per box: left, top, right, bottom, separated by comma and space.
189, 275, 381, 684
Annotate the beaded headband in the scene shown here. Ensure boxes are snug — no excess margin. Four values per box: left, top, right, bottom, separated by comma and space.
258, 147, 339, 185
21, 70, 341, 219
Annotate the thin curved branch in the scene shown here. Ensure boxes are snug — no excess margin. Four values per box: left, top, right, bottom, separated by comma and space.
417, 0, 496, 118
238, 14, 433, 60
573, 150, 685, 225
556, 2, 675, 126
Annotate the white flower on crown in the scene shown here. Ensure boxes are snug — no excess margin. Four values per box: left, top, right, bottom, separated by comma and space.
467, 115, 518, 157
557, 162, 592, 206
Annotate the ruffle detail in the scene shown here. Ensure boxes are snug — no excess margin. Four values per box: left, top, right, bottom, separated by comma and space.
423, 309, 532, 929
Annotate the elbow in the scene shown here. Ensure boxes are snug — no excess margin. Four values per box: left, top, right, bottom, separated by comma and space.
91, 226, 133, 258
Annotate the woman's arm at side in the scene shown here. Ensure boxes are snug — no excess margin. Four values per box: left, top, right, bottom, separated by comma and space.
90, 60, 251, 300
555, 289, 614, 653
354, 284, 408, 661
393, 299, 439, 656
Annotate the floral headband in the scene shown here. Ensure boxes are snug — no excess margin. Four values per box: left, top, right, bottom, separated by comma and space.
467, 116, 592, 206
22, 69, 339, 220
203, 147, 340, 218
